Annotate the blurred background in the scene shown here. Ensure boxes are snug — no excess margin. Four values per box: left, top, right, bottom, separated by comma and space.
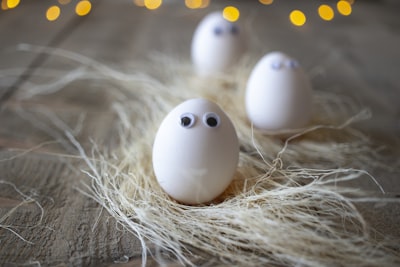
1, 0, 399, 133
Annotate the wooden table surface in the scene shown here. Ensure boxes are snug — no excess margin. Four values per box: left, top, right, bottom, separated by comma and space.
0, 0, 399, 266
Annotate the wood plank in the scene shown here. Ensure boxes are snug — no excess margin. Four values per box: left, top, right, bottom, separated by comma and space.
0, 152, 143, 266
0, 0, 97, 103
0, 0, 399, 265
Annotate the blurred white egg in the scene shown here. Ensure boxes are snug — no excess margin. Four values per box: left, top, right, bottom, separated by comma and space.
245, 51, 313, 131
152, 98, 239, 204
191, 11, 245, 76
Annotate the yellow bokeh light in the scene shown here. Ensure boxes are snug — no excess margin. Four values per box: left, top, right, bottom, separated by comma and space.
200, 0, 209, 8
337, 0, 352, 16
223, 6, 240, 22
58, 0, 71, 5
133, 0, 144, 7
144, 0, 162, 10
46, 5, 61, 21
185, 0, 202, 9
1, 0, 8, 10
289, 10, 306, 27
259, 0, 273, 5
7, 0, 20, 9
318, 5, 334, 21
75, 0, 91, 16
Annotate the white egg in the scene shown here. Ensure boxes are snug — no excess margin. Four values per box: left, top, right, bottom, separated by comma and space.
152, 98, 239, 204
191, 11, 245, 76
245, 51, 313, 131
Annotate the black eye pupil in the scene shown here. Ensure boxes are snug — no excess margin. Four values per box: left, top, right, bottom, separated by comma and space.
214, 27, 223, 36
271, 62, 282, 70
289, 60, 299, 68
181, 116, 192, 127
206, 117, 218, 127
231, 25, 239, 34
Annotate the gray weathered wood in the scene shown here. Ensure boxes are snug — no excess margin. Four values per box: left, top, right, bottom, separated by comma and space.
0, 0, 399, 265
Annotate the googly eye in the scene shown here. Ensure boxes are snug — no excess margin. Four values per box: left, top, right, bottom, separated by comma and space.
230, 24, 239, 35
203, 112, 220, 128
287, 60, 299, 69
213, 26, 223, 36
179, 113, 196, 128
271, 61, 283, 70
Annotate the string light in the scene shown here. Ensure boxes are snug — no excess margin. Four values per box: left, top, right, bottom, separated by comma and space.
185, 0, 209, 9
185, 0, 202, 9
1, 0, 353, 26
75, 0, 91, 16
289, 10, 306, 26
6, 0, 19, 9
318, 5, 334, 21
46, 5, 61, 21
337, 0, 352, 16
223, 6, 240, 22
144, 0, 162, 10
259, 0, 273, 5
200, 0, 210, 8
1, 0, 8, 10
58, 0, 71, 5
133, 0, 144, 7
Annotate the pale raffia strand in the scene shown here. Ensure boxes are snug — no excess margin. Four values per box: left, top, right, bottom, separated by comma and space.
14, 45, 400, 266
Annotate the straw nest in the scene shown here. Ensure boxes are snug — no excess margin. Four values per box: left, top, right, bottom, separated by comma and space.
11, 45, 400, 266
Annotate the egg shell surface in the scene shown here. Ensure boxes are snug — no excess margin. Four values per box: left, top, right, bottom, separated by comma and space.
152, 98, 239, 204
245, 51, 313, 131
191, 11, 245, 76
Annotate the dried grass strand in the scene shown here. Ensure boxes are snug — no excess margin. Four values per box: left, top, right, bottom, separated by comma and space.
3, 46, 400, 266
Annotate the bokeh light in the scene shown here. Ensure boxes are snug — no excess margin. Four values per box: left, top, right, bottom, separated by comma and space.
1, 0, 8, 10
46, 5, 61, 21
58, 0, 71, 5
337, 0, 352, 16
289, 10, 306, 27
181, 0, 210, 9
259, 0, 273, 5
318, 5, 334, 21
7, 0, 19, 9
223, 6, 240, 22
185, 0, 201, 9
75, 0, 91, 16
133, 0, 145, 7
200, 0, 210, 8
144, 0, 162, 10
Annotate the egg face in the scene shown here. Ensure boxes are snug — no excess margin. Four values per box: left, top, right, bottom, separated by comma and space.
191, 11, 245, 76
152, 98, 239, 204
245, 51, 313, 131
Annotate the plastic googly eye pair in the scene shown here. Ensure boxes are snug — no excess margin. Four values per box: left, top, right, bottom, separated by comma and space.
180, 112, 220, 128
271, 60, 300, 70
213, 24, 239, 36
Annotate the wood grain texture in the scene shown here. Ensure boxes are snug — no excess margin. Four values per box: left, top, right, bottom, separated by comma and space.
0, 0, 399, 266
0, 152, 143, 266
